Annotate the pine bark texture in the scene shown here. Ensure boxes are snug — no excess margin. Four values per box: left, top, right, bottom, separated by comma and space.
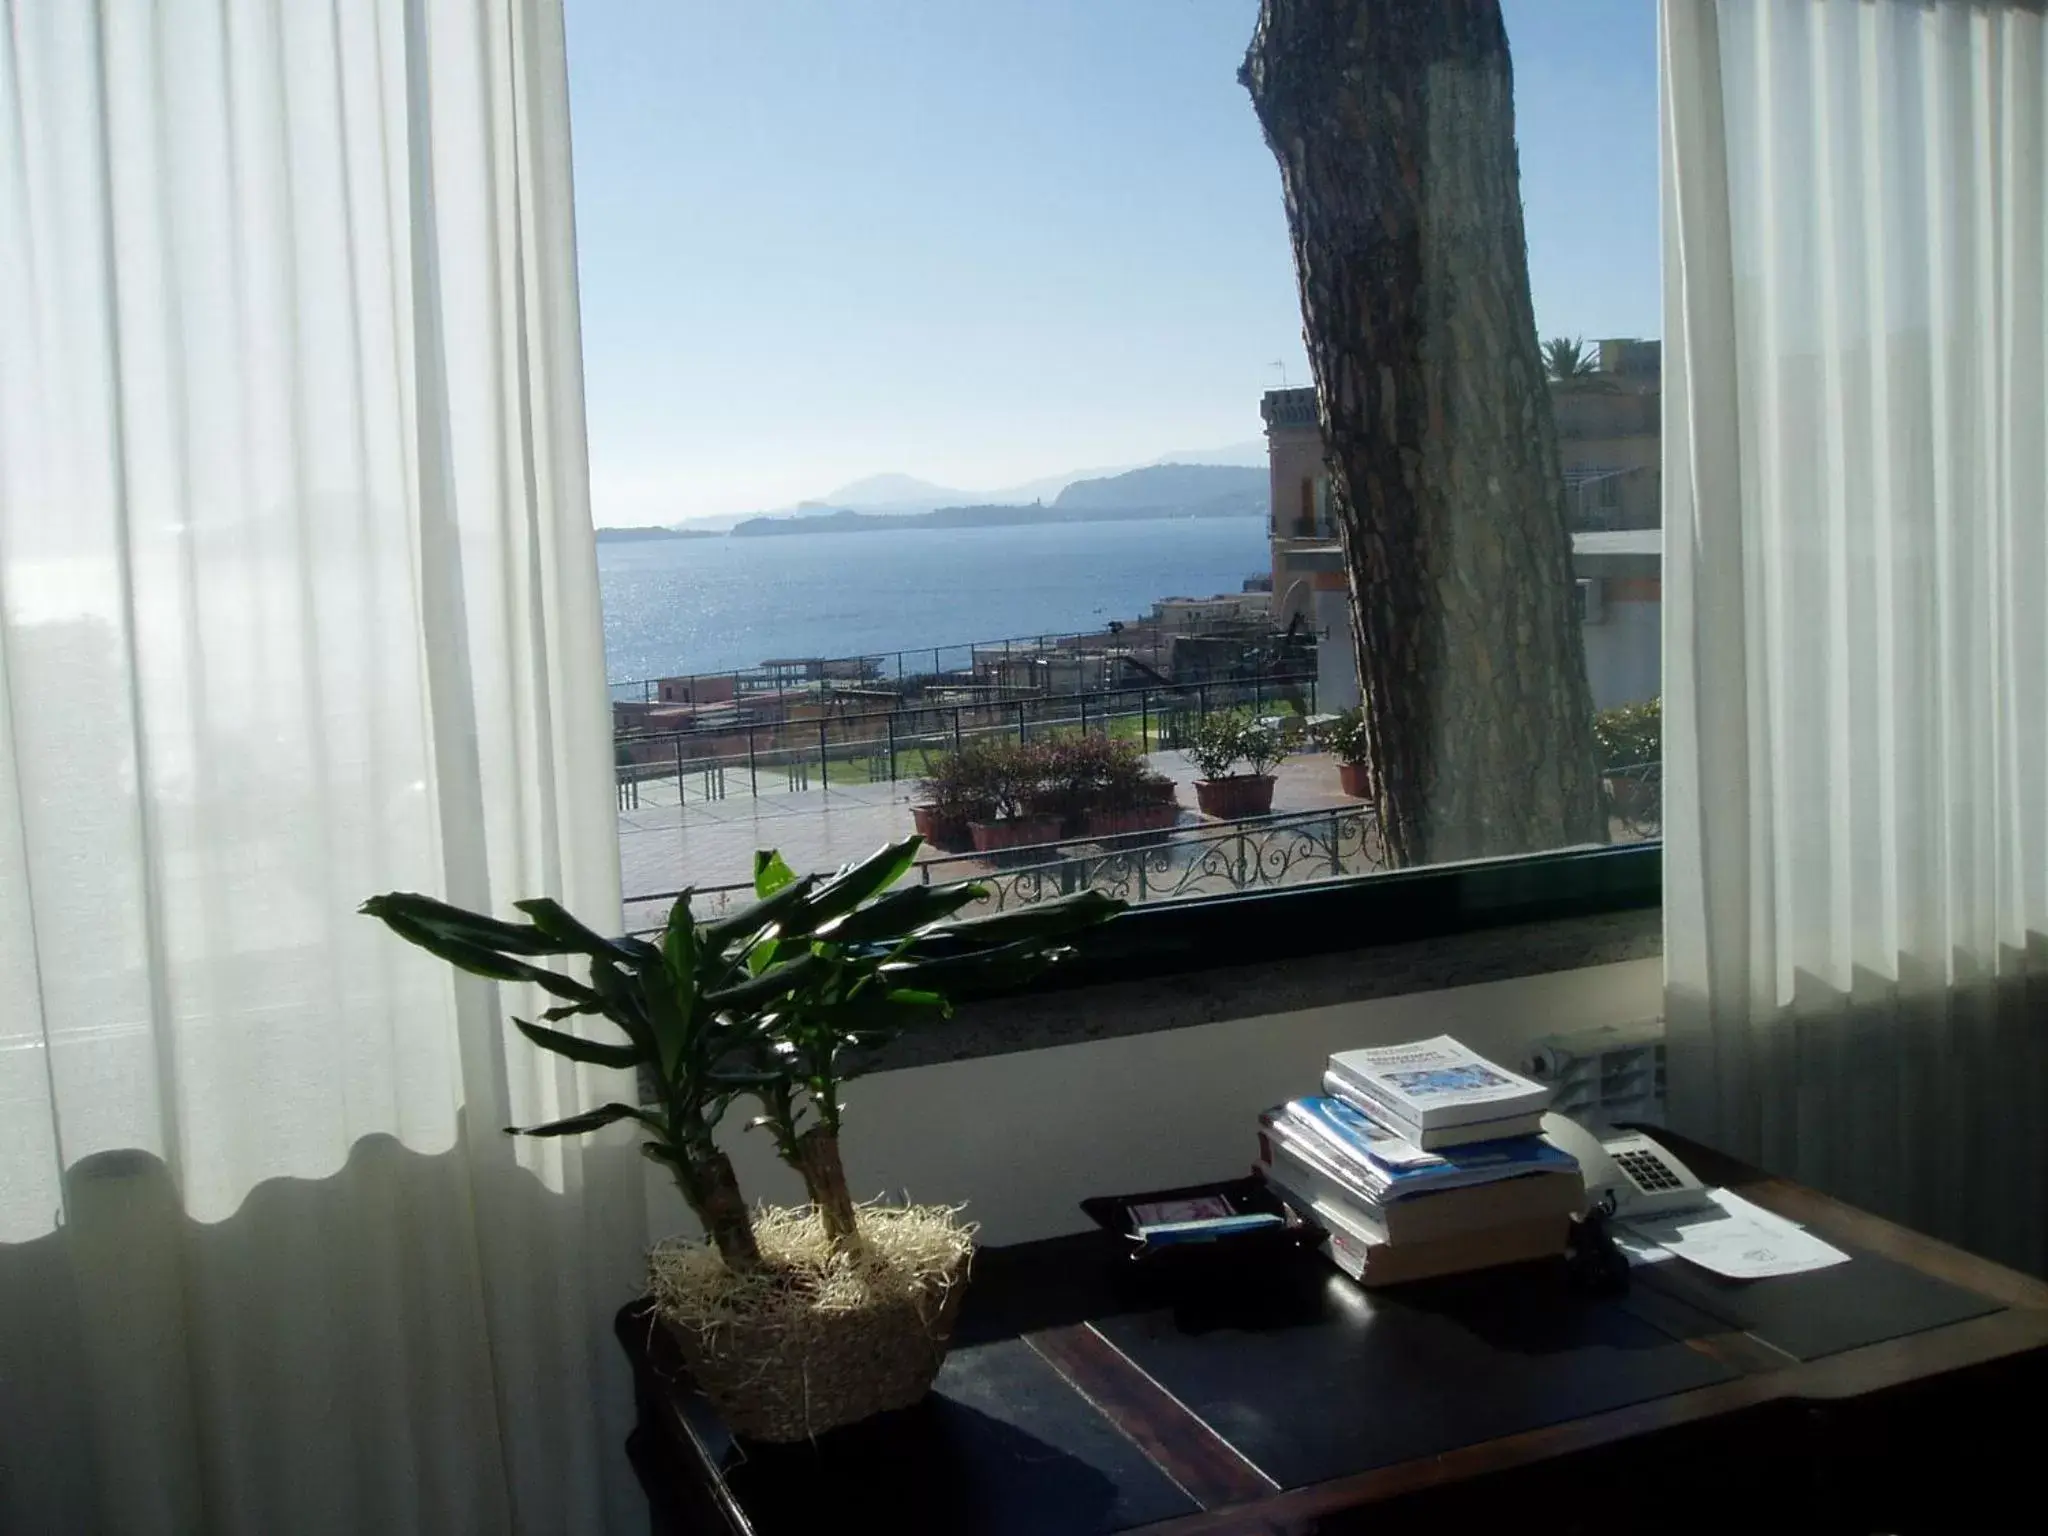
1243, 0, 1605, 866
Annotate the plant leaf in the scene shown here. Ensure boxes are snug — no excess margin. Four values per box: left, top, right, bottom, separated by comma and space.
879, 937, 1073, 993
371, 909, 599, 1004
922, 889, 1125, 947
513, 897, 642, 962
661, 893, 699, 996
650, 896, 698, 1079
785, 837, 922, 932
506, 1102, 653, 1138
813, 882, 984, 944
754, 849, 798, 899
699, 872, 819, 953
700, 951, 823, 1012
361, 891, 573, 956
511, 1017, 640, 1070
585, 955, 652, 1041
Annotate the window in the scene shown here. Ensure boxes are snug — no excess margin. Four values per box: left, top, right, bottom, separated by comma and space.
570, 2, 1661, 960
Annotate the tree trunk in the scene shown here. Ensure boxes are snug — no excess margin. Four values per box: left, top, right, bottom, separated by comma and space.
1242, 0, 1606, 866
792, 1126, 861, 1248
672, 1147, 763, 1274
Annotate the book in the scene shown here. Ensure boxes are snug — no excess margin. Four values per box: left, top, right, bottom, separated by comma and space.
1259, 1116, 1584, 1246
1278, 1097, 1580, 1199
1261, 1161, 1569, 1286
1319, 1072, 1547, 1149
1325, 1036, 1552, 1144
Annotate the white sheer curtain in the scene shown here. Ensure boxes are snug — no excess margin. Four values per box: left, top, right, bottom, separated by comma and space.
1663, 0, 2048, 1274
0, 2, 646, 1530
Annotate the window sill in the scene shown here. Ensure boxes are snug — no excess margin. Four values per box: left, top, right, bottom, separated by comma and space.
861, 845, 1661, 1073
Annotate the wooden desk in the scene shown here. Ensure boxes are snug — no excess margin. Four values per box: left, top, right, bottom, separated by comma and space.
619, 1132, 2048, 1535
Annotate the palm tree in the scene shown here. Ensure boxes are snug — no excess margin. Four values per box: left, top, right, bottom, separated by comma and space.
1542, 335, 1603, 384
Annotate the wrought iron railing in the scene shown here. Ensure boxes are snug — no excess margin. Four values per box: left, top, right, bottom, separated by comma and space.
623, 803, 1388, 930
620, 765, 1659, 932
1602, 761, 1662, 841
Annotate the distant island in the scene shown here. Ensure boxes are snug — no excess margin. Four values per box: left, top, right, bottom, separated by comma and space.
595, 525, 722, 543
731, 463, 1265, 538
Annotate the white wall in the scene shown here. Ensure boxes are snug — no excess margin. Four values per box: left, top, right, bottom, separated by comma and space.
649, 958, 1662, 1246
1583, 596, 1660, 711
1313, 587, 1360, 712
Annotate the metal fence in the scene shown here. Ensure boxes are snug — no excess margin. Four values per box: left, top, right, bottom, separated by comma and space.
624, 801, 1385, 930
609, 625, 1200, 706
613, 674, 1318, 810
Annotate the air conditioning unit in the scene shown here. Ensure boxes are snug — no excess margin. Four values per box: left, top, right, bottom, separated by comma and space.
1575, 577, 1607, 625
1525, 1020, 1665, 1131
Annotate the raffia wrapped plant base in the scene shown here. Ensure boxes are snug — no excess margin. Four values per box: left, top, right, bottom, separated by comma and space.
648, 1203, 976, 1442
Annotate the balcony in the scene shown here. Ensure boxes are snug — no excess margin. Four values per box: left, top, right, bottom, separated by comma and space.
614, 672, 1663, 929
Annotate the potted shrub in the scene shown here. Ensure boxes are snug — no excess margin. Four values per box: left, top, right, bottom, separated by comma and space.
1083, 738, 1179, 838
1186, 711, 1287, 819
363, 839, 1121, 1442
1592, 698, 1661, 819
912, 740, 998, 851
1325, 709, 1372, 799
966, 740, 1061, 852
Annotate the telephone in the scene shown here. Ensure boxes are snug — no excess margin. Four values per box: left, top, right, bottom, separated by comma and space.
1541, 1113, 1710, 1220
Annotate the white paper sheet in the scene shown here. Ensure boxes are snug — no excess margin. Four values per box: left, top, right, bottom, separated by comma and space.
1617, 1189, 1850, 1280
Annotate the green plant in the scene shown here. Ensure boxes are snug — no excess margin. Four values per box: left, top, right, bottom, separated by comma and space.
1591, 698, 1660, 772
1323, 708, 1370, 765
1185, 711, 1291, 780
1033, 733, 1151, 817
1236, 718, 1290, 778
362, 837, 1123, 1267
916, 739, 1001, 821
1184, 711, 1248, 780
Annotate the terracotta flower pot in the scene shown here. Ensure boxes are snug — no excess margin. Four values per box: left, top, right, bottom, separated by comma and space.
1194, 775, 1276, 820
1338, 760, 1370, 799
910, 802, 973, 851
968, 814, 1062, 853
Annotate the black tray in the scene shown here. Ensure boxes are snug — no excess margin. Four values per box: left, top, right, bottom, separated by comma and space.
1080, 1173, 1323, 1275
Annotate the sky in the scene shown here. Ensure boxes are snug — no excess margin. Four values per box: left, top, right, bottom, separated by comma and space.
565, 1, 1659, 525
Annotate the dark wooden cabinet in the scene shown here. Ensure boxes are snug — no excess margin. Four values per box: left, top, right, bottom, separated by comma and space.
620, 1133, 2048, 1535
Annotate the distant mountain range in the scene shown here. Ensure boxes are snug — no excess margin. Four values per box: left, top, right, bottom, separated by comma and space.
657, 440, 1269, 531
729, 463, 1266, 539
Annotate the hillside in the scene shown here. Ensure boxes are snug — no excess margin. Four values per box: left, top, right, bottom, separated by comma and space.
1053, 462, 1266, 513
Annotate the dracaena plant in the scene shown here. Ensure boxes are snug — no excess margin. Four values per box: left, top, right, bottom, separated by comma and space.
734, 840, 1122, 1247
362, 836, 1121, 1272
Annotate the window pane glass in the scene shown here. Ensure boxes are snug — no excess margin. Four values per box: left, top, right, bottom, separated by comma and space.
567, 2, 1661, 929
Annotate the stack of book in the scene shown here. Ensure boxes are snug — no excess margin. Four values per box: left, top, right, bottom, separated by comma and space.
1256, 1035, 1585, 1286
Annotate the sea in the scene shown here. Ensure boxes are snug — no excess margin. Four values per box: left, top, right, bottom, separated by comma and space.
599, 517, 1271, 685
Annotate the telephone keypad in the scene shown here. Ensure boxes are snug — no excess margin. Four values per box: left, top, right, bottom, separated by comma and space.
1614, 1148, 1686, 1192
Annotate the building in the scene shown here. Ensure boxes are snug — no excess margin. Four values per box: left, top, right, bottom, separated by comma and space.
1261, 386, 1359, 711
1150, 591, 1272, 635
1264, 341, 1663, 719
1571, 528, 1661, 710
1555, 338, 1661, 531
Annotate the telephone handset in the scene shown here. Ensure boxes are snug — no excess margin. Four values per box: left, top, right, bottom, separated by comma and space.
1541, 1113, 1710, 1220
